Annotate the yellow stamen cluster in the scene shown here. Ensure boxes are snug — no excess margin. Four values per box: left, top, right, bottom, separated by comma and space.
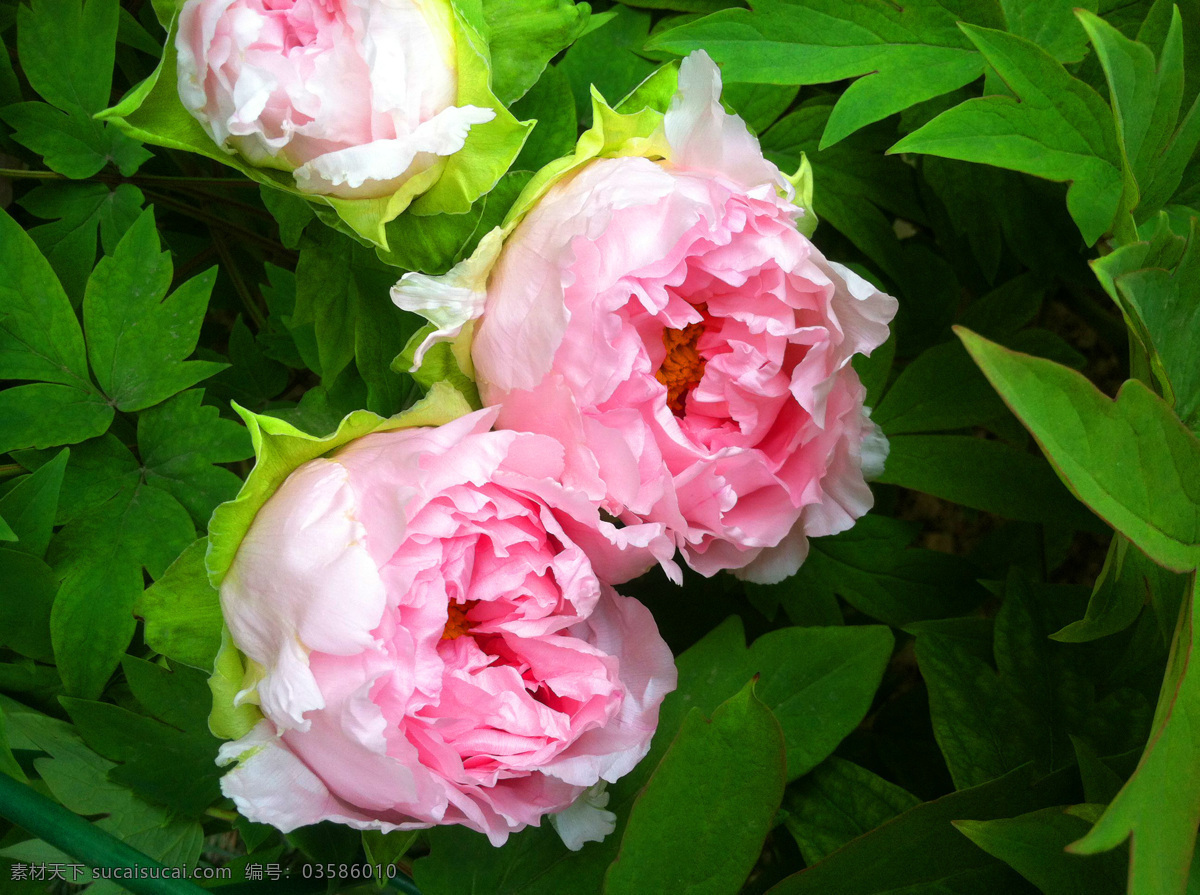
656, 310, 708, 416
442, 600, 478, 640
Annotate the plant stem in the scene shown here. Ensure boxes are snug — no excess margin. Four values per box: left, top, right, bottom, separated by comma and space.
211, 228, 268, 330
0, 464, 25, 479
141, 188, 293, 260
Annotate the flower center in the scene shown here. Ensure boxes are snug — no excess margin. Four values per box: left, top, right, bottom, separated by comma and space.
442, 600, 479, 641
656, 306, 709, 416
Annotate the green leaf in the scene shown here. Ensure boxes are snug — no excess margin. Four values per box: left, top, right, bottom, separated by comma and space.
19, 182, 145, 302
648, 0, 985, 149
0, 208, 92, 386
724, 81, 801, 136
1, 104, 119, 179
784, 756, 921, 866
60, 695, 222, 817
1000, 0, 1097, 63
362, 830, 420, 877
1052, 535, 1166, 642
876, 434, 1104, 531
0, 517, 14, 542
415, 618, 892, 895
559, 6, 657, 126
511, 66, 580, 172
915, 574, 1151, 790
137, 390, 253, 527
16, 0, 118, 114
0, 548, 57, 663
1071, 572, 1200, 895
873, 340, 1012, 435
766, 763, 1079, 894
47, 443, 195, 697
0, 383, 113, 455
134, 539, 222, 672
83, 209, 225, 412
605, 681, 786, 895
957, 805, 1127, 895
121, 655, 213, 734
482, 0, 589, 104
1107, 222, 1200, 429
0, 448, 68, 558
957, 328, 1200, 571
1079, 8, 1200, 221
892, 25, 1125, 246
771, 515, 986, 628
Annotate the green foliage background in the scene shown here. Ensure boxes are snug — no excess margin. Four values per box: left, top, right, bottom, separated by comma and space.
1, 0, 1199, 893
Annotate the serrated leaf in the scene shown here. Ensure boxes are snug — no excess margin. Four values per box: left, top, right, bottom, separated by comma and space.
876, 434, 1103, 531
648, 0, 985, 149
957, 805, 1127, 895
0, 448, 68, 558
482, 0, 589, 104
958, 329, 1200, 571
137, 390, 252, 527
134, 539, 223, 672
784, 756, 921, 866
605, 682, 786, 895
892, 25, 1125, 246
766, 763, 1079, 894
83, 209, 226, 411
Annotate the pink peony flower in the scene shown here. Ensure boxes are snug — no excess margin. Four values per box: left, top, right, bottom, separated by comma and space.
393, 52, 898, 584
215, 409, 677, 848
175, 0, 494, 198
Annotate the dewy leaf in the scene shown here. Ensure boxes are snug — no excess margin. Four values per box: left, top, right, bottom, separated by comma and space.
957, 329, 1200, 572
766, 763, 1080, 895
892, 25, 1125, 246
957, 805, 1127, 895
647, 0, 985, 149
481, 0, 589, 104
605, 681, 786, 895
137, 390, 253, 527
135, 539, 223, 672
83, 209, 226, 412
1071, 573, 1200, 895
784, 756, 921, 866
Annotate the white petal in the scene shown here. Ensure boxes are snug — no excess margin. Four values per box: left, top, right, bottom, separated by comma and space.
548, 783, 617, 851
391, 228, 505, 370
860, 407, 890, 481
664, 51, 787, 194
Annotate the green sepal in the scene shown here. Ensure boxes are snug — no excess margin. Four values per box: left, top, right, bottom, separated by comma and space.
99, 2, 530, 249
208, 625, 264, 742
206, 380, 473, 590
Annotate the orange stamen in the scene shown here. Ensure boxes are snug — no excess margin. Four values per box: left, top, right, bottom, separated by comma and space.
656, 305, 709, 416
442, 600, 479, 640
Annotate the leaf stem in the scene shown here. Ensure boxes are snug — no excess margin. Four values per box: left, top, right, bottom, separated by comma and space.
0, 464, 25, 479
140, 189, 294, 260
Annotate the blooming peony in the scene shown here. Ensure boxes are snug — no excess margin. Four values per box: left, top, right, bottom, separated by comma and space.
393, 52, 898, 584
175, 0, 495, 199
212, 406, 677, 848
